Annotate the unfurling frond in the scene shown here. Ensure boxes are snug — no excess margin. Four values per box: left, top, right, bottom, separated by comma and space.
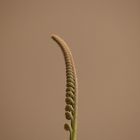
51, 34, 78, 140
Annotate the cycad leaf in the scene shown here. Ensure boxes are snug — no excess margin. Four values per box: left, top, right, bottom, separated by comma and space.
51, 34, 78, 140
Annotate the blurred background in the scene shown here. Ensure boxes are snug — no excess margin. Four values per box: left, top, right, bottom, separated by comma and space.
0, 0, 140, 140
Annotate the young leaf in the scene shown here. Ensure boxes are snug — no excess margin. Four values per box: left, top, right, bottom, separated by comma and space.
51, 34, 78, 140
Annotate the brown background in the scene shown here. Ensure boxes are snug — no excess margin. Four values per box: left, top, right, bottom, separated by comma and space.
0, 0, 140, 140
